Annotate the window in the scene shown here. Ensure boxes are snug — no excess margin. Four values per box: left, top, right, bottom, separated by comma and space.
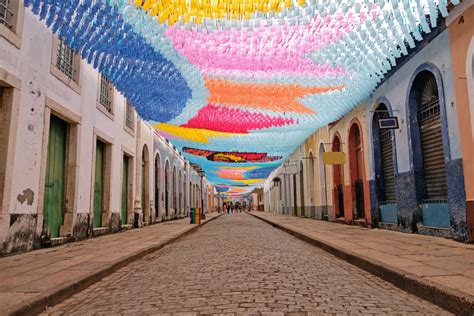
125, 100, 135, 130
0, 0, 12, 29
0, 0, 23, 47
98, 75, 113, 112
56, 40, 77, 81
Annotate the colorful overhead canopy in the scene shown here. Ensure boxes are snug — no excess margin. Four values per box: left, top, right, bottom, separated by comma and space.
25, 0, 459, 196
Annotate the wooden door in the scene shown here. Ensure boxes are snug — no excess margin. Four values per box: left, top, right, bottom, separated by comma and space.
293, 174, 298, 216
154, 158, 160, 218
380, 129, 396, 202
355, 136, 365, 219
141, 157, 145, 216
44, 116, 67, 238
299, 163, 305, 217
121, 155, 128, 224
418, 76, 447, 200
93, 141, 105, 228
165, 166, 169, 216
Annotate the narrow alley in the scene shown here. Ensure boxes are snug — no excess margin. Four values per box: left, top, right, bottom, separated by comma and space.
41, 214, 448, 315
1, 1, 474, 315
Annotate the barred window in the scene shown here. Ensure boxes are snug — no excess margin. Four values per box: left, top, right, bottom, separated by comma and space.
98, 75, 113, 112
56, 40, 77, 80
125, 100, 135, 130
0, 0, 13, 29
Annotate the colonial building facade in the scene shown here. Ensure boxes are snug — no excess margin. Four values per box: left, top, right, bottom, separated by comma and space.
0, 2, 214, 256
264, 2, 474, 242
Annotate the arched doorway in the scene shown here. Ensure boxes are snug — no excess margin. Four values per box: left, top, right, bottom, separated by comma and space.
172, 165, 177, 215
292, 173, 298, 216
309, 152, 315, 218
409, 69, 448, 227
299, 160, 305, 217
319, 143, 328, 220
164, 160, 170, 217
189, 182, 193, 208
141, 145, 150, 222
193, 183, 196, 208
178, 170, 182, 215
332, 135, 344, 219
196, 183, 199, 208
184, 171, 187, 215
372, 103, 397, 223
154, 153, 161, 218
349, 123, 365, 220
279, 179, 283, 214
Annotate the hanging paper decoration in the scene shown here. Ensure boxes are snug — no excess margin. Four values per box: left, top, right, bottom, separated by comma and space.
155, 123, 235, 143
183, 148, 282, 163
24, 0, 460, 195
182, 104, 296, 133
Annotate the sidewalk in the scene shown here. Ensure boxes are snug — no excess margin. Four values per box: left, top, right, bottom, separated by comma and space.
0, 213, 222, 316
250, 211, 474, 315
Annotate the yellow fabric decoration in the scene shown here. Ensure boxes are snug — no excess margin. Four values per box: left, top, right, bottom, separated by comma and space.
154, 123, 235, 143
134, 0, 292, 25
232, 179, 266, 185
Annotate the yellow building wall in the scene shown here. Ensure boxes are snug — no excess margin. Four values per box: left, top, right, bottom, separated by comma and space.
448, 2, 474, 239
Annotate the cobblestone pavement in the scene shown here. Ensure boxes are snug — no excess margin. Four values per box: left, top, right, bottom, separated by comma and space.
41, 214, 450, 315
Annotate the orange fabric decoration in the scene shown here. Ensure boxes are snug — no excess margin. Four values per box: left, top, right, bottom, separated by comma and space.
205, 78, 344, 114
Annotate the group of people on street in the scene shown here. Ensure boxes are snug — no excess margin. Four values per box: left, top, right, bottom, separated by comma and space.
222, 201, 247, 214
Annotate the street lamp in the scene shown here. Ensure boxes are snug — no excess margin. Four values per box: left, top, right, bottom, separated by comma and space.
197, 168, 205, 220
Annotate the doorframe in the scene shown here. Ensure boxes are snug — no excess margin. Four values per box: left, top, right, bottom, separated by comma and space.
406, 63, 451, 185
121, 146, 134, 225
154, 150, 162, 220
0, 69, 21, 229
318, 142, 328, 219
172, 164, 177, 215
348, 119, 366, 220
140, 144, 150, 223
299, 160, 305, 217
370, 98, 399, 223
39, 97, 81, 238
308, 151, 315, 213
164, 159, 170, 217
90, 129, 113, 229
331, 133, 344, 219
292, 173, 298, 216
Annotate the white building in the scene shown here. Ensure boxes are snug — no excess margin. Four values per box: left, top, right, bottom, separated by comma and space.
0, 2, 212, 255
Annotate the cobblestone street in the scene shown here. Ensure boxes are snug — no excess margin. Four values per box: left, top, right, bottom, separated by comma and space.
42, 214, 449, 315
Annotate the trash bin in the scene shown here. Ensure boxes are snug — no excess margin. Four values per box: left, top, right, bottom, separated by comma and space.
195, 208, 201, 225
189, 208, 195, 224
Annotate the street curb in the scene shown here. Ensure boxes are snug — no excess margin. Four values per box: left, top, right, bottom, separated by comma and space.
5, 213, 224, 316
248, 212, 474, 316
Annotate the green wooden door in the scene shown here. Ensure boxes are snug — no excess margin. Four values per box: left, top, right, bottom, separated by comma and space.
141, 158, 146, 217
93, 141, 105, 228
44, 116, 67, 238
121, 155, 128, 224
